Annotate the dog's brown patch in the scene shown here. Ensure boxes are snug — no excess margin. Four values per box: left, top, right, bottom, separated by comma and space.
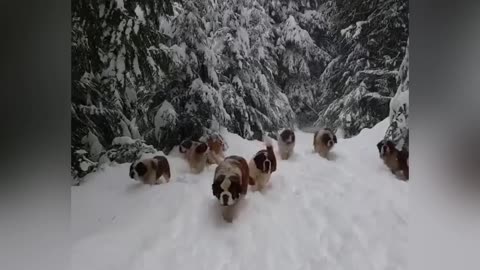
195, 142, 208, 154
226, 155, 250, 194
154, 156, 171, 182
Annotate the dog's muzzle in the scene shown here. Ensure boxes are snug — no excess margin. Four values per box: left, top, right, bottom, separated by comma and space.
222, 194, 229, 205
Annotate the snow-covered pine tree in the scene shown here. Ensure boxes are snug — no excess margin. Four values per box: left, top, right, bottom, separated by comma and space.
313, 0, 408, 137
384, 40, 409, 150
214, 0, 296, 139
72, 0, 173, 181
275, 14, 331, 124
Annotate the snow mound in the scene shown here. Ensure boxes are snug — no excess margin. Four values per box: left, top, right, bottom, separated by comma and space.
112, 136, 136, 146
72, 118, 407, 270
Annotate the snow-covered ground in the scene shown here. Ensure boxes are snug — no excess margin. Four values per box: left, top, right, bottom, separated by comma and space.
72, 119, 408, 270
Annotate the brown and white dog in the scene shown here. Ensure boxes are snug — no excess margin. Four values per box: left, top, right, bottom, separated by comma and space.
377, 140, 409, 181
201, 134, 227, 165
249, 136, 277, 191
129, 156, 171, 185
277, 128, 295, 160
179, 139, 222, 173
211, 155, 251, 223
313, 128, 337, 158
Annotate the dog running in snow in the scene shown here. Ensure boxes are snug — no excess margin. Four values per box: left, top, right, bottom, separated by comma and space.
249, 136, 277, 191
277, 128, 295, 160
199, 133, 228, 165
129, 156, 171, 185
313, 128, 337, 158
377, 139, 409, 181
211, 155, 251, 223
179, 139, 222, 174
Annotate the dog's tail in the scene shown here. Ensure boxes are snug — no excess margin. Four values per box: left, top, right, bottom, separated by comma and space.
263, 135, 273, 148
263, 135, 277, 173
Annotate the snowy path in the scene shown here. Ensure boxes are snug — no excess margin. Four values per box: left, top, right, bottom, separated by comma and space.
72, 119, 408, 270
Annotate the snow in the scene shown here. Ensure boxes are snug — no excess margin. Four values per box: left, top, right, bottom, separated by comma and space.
72, 119, 407, 270
115, 0, 125, 11
81, 131, 104, 162
154, 101, 177, 138
125, 86, 137, 104
134, 21, 140, 34
258, 73, 269, 93
353, 21, 368, 39
133, 55, 141, 76
134, 5, 146, 25
116, 46, 126, 85
125, 19, 133, 40
99, 4, 105, 18
75, 149, 88, 155
112, 136, 136, 146
120, 120, 132, 138
79, 161, 91, 172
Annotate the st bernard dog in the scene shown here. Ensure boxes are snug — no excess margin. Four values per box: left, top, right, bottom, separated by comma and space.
179, 139, 222, 173
211, 155, 251, 223
277, 128, 295, 160
313, 128, 337, 158
129, 156, 171, 185
377, 139, 409, 181
249, 136, 277, 191
200, 133, 228, 165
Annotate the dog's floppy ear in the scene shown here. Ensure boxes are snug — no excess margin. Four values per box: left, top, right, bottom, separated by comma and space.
212, 181, 222, 197
332, 134, 337, 143
135, 162, 147, 177
376, 141, 384, 152
195, 142, 208, 153
129, 162, 135, 178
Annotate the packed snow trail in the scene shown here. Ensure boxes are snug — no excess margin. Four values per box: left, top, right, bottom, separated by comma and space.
72, 119, 408, 270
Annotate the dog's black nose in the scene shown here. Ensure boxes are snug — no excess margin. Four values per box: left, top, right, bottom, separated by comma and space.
222, 194, 229, 205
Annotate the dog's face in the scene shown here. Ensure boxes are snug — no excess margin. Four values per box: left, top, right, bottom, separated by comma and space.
280, 129, 295, 144
212, 174, 242, 206
377, 140, 397, 157
321, 132, 336, 148
129, 161, 148, 181
253, 150, 273, 174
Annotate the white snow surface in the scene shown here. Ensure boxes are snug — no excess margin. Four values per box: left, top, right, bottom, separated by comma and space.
72, 119, 408, 270
112, 136, 136, 146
